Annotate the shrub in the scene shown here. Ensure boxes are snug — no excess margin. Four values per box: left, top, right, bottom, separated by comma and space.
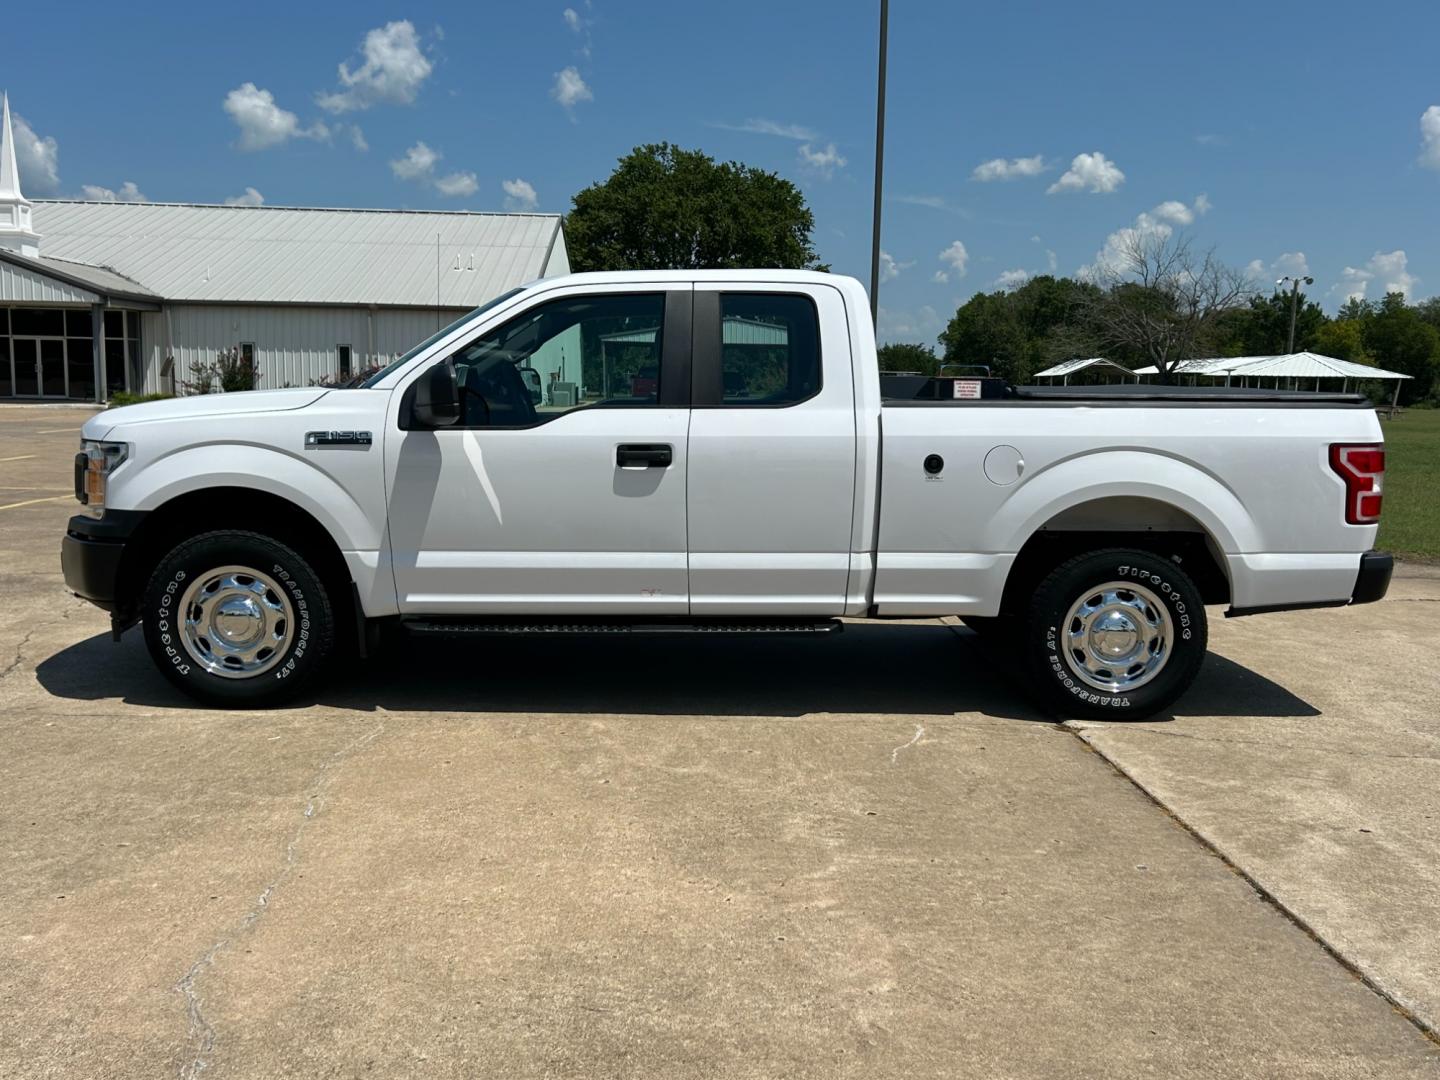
108, 391, 173, 408
183, 346, 261, 395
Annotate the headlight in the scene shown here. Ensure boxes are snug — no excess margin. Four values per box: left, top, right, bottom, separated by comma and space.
74, 440, 128, 517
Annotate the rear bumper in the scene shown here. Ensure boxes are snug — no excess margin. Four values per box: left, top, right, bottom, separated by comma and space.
1226, 550, 1393, 617
1350, 551, 1394, 606
60, 510, 147, 612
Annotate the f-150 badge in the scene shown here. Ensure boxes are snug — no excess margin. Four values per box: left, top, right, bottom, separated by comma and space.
305, 431, 373, 447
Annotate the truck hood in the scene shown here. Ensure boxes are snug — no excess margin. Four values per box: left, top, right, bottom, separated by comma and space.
84, 388, 332, 439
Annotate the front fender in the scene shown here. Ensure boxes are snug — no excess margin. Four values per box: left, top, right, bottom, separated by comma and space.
111, 442, 383, 553
984, 449, 1258, 555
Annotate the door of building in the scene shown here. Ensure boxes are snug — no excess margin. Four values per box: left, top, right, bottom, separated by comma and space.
10, 337, 68, 398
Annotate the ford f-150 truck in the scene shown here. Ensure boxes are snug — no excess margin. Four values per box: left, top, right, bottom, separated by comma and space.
61, 270, 1393, 718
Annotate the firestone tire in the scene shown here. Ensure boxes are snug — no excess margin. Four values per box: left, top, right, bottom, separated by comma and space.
140, 530, 335, 707
1022, 548, 1208, 721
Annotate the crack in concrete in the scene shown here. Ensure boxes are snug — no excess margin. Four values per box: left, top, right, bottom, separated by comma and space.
1072, 722, 1440, 764
174, 722, 385, 1079
1064, 722, 1440, 1048
890, 724, 925, 765
0, 628, 40, 683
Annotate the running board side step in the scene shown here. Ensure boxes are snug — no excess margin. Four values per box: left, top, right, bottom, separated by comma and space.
402, 617, 844, 636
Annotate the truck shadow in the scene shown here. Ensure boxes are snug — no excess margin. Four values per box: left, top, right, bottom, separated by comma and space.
35, 622, 1319, 722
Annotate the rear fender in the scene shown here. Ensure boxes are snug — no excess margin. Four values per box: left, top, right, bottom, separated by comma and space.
986, 450, 1257, 555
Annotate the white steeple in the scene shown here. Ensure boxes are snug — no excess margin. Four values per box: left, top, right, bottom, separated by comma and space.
0, 93, 41, 258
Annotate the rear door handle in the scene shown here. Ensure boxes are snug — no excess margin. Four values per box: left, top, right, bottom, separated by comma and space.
616, 443, 673, 468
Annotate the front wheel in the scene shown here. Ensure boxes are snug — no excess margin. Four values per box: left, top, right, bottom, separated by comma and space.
1022, 548, 1208, 720
140, 530, 335, 707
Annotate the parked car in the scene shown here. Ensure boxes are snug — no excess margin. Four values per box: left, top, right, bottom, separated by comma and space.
62, 271, 1391, 717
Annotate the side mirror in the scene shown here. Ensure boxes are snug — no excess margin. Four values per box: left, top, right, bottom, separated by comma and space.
412, 362, 460, 428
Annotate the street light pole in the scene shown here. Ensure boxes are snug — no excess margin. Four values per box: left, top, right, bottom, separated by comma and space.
868, 0, 889, 325
1279, 274, 1314, 354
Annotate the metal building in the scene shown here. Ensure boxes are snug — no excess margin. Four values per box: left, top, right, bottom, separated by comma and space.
0, 94, 568, 402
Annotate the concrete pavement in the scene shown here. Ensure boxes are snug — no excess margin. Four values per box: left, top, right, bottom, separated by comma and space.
1, 403, 1437, 1078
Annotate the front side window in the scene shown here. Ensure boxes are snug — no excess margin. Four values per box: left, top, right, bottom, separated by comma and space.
719, 293, 821, 406
448, 292, 666, 428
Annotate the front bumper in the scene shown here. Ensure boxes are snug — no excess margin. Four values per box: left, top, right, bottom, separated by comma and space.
1226, 550, 1393, 617
60, 510, 147, 613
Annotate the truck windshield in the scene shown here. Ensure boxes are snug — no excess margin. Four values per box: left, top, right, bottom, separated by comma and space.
357, 288, 526, 388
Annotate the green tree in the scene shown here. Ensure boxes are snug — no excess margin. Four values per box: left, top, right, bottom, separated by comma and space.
1311, 319, 1372, 365
939, 275, 1101, 383
1217, 290, 1327, 356
939, 290, 1029, 381
1362, 292, 1440, 401
566, 143, 822, 272
877, 342, 940, 375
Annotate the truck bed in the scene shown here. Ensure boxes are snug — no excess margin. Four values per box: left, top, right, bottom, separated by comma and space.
880, 377, 1373, 408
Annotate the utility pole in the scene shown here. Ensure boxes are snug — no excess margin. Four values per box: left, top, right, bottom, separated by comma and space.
1279, 274, 1314, 354
868, 0, 889, 325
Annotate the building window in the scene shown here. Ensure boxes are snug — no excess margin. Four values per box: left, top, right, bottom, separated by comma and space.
337, 344, 352, 380
67, 310, 95, 402
240, 343, 256, 366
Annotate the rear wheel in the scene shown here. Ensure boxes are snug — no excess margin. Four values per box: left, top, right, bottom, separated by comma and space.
140, 530, 335, 707
1022, 548, 1207, 720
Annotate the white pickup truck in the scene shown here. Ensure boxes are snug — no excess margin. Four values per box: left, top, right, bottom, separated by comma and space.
62, 270, 1392, 718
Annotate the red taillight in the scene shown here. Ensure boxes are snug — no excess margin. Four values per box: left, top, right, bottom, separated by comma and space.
1329, 443, 1385, 525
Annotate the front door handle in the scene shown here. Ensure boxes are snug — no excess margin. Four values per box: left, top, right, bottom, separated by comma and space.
616, 443, 673, 468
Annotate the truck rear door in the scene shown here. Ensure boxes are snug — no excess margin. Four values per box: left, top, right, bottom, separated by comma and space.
684, 283, 857, 615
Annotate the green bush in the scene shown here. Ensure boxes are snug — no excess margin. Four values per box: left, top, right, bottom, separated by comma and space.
108, 391, 173, 408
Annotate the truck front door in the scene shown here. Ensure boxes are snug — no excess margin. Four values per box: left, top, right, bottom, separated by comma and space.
684, 284, 858, 615
385, 285, 693, 615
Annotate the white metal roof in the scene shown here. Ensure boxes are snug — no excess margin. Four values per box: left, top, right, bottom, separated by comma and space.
1133, 353, 1411, 380
28, 200, 566, 308
1221, 351, 1412, 380
1033, 357, 1136, 379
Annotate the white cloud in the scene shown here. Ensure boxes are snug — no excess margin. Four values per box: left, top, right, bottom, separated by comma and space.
318, 20, 433, 113
797, 142, 846, 178
878, 251, 914, 283
1079, 195, 1211, 280
1421, 106, 1440, 171
1150, 200, 1195, 226
563, 7, 581, 31
80, 181, 147, 203
434, 172, 479, 198
11, 113, 60, 192
895, 193, 945, 209
971, 154, 1046, 182
348, 125, 369, 152
502, 177, 539, 211
1045, 249, 1058, 273
1334, 250, 1417, 302
225, 83, 327, 150
1047, 151, 1125, 195
718, 117, 820, 141
224, 186, 265, 207
932, 270, 950, 284
1194, 133, 1225, 146
552, 66, 593, 110
391, 141, 478, 198
939, 240, 969, 279
1248, 251, 1311, 285
995, 269, 1032, 290
877, 304, 942, 342
391, 141, 441, 181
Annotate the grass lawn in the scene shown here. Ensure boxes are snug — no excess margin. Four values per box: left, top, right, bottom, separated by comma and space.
1378, 408, 1440, 561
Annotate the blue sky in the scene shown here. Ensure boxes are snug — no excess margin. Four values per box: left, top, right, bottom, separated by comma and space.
4, 0, 1438, 343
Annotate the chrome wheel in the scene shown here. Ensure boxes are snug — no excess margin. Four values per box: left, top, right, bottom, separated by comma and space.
1061, 581, 1173, 692
178, 565, 294, 679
